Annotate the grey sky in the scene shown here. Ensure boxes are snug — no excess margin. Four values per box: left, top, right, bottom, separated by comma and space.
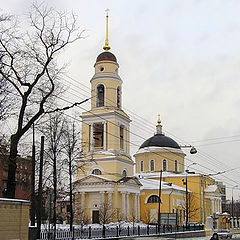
2, 0, 240, 199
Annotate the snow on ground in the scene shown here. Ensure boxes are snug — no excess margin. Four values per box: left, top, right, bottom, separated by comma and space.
174, 234, 240, 240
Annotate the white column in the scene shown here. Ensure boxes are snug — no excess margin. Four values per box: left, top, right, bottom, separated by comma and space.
212, 199, 215, 214
100, 191, 105, 205
103, 122, 107, 150
134, 193, 138, 220
90, 123, 94, 151
126, 192, 130, 221
108, 191, 113, 222
121, 192, 126, 220
81, 192, 85, 222
117, 123, 120, 150
123, 126, 126, 152
137, 193, 140, 221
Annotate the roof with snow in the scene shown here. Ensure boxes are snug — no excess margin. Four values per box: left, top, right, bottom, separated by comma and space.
136, 171, 201, 179
137, 177, 186, 192
205, 185, 218, 193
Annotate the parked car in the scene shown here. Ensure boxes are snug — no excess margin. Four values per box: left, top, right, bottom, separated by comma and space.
215, 229, 232, 239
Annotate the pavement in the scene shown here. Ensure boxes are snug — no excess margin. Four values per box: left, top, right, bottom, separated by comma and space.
132, 234, 240, 240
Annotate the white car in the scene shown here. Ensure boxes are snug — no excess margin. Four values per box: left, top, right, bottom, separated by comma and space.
215, 229, 232, 239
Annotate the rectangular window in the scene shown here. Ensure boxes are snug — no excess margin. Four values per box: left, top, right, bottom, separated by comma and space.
175, 160, 178, 172
67, 205, 71, 213
120, 125, 124, 150
140, 160, 143, 172
163, 159, 167, 171
150, 160, 154, 172
93, 123, 104, 149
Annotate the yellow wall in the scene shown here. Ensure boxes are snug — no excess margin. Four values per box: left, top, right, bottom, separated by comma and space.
135, 152, 185, 173
160, 175, 215, 223
140, 190, 186, 225
91, 60, 120, 109
76, 159, 133, 181
0, 199, 30, 240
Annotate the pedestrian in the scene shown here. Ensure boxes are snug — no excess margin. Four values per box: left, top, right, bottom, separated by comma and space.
210, 232, 219, 240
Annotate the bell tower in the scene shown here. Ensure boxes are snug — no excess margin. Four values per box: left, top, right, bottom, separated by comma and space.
78, 10, 133, 181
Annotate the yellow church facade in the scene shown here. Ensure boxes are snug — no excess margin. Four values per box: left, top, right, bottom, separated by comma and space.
73, 11, 223, 227
134, 119, 222, 225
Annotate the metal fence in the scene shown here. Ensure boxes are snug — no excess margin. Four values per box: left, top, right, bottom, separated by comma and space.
40, 224, 204, 240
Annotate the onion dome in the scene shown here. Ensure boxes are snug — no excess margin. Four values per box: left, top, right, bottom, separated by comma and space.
96, 51, 117, 63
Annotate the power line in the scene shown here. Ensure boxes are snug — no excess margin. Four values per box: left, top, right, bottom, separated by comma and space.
49, 93, 240, 188
59, 74, 240, 180
4, 81, 240, 188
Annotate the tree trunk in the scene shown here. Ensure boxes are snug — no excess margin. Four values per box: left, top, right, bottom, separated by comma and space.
69, 159, 73, 231
6, 134, 19, 198
53, 151, 57, 240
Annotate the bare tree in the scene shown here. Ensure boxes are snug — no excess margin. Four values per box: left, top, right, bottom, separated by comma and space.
0, 3, 85, 198
41, 112, 65, 238
143, 209, 153, 224
0, 14, 14, 121
182, 193, 200, 223
62, 119, 81, 231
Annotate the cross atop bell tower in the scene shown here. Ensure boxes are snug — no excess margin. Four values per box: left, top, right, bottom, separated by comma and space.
103, 8, 110, 51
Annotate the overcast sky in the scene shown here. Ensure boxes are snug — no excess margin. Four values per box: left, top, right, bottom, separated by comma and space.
2, 0, 240, 199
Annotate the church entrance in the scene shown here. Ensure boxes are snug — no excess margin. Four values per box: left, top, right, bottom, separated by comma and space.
92, 210, 100, 224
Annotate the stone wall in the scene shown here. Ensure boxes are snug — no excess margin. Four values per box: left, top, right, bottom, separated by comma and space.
0, 198, 30, 240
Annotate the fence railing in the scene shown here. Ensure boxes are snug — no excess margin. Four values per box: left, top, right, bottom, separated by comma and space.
40, 224, 204, 240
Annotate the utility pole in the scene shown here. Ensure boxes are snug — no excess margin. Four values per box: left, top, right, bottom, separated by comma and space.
185, 174, 188, 228
232, 185, 238, 220
37, 136, 44, 239
158, 170, 163, 233
30, 123, 36, 226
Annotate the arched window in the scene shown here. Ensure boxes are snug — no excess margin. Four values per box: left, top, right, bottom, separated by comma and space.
96, 84, 105, 107
150, 160, 155, 172
147, 195, 160, 203
122, 169, 127, 177
92, 169, 102, 175
140, 160, 144, 172
117, 86, 121, 108
174, 160, 178, 172
163, 159, 167, 171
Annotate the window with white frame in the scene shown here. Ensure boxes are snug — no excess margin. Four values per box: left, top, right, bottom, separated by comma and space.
122, 169, 127, 177
96, 84, 105, 107
147, 195, 160, 203
140, 160, 144, 172
120, 125, 124, 150
117, 86, 121, 108
93, 123, 104, 149
92, 169, 102, 175
150, 159, 155, 172
174, 160, 178, 172
163, 159, 167, 171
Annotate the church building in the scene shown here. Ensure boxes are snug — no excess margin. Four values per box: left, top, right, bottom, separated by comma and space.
73, 11, 224, 227
73, 10, 141, 225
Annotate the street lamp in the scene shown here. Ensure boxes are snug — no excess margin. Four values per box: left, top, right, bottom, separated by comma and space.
232, 185, 238, 218
182, 163, 197, 229
180, 145, 197, 155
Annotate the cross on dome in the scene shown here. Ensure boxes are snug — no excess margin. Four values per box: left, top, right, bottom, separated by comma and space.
103, 8, 111, 51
